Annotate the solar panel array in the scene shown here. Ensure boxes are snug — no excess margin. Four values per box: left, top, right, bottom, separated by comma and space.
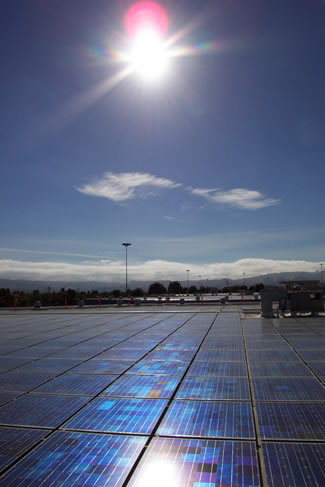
0, 311, 325, 485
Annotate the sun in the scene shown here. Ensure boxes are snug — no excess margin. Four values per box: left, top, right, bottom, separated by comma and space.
130, 28, 168, 80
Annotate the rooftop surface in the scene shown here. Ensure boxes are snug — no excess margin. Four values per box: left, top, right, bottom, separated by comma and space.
0, 310, 324, 486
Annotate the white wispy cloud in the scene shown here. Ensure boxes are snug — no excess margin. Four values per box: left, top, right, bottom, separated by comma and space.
191, 187, 280, 209
76, 172, 181, 202
0, 258, 319, 283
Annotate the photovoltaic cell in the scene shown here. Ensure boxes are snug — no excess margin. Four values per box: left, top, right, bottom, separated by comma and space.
34, 373, 118, 396
246, 350, 299, 361
308, 362, 325, 376
126, 360, 188, 376
94, 349, 147, 361
17, 358, 81, 373
256, 402, 325, 440
128, 437, 259, 487
187, 361, 247, 377
145, 349, 195, 362
0, 392, 19, 407
0, 371, 55, 392
0, 394, 89, 428
0, 357, 33, 372
249, 361, 312, 377
71, 359, 132, 375
0, 427, 47, 473
101, 375, 180, 399
253, 378, 325, 401
6, 347, 63, 358
0, 432, 146, 487
157, 400, 255, 439
195, 349, 246, 362
63, 397, 167, 434
176, 377, 250, 401
297, 350, 325, 361
263, 442, 325, 487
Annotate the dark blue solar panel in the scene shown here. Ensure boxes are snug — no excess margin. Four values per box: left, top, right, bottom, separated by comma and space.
0, 394, 88, 428
48, 349, 101, 360
253, 378, 325, 401
0, 432, 146, 486
176, 377, 250, 401
299, 350, 325, 361
6, 347, 62, 358
0, 371, 55, 392
0, 392, 19, 407
94, 349, 148, 361
129, 438, 259, 487
0, 357, 33, 372
72, 359, 132, 374
195, 349, 246, 362
308, 362, 325, 376
247, 350, 299, 361
249, 361, 312, 377
187, 361, 247, 377
245, 341, 291, 351
256, 402, 325, 440
101, 375, 180, 399
17, 358, 81, 373
63, 397, 168, 434
263, 442, 325, 487
0, 427, 47, 473
126, 360, 188, 376
145, 349, 195, 361
34, 373, 118, 396
157, 400, 255, 438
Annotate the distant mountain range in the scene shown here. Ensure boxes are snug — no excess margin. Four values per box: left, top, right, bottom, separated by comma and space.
0, 272, 320, 292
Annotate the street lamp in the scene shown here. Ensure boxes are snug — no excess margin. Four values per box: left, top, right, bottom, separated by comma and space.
122, 243, 131, 293
186, 269, 190, 290
321, 264, 323, 283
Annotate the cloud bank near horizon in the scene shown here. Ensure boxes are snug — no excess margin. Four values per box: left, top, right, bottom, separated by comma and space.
0, 257, 319, 283
76, 171, 279, 210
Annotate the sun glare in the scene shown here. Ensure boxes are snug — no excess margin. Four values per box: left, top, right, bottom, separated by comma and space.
130, 28, 168, 80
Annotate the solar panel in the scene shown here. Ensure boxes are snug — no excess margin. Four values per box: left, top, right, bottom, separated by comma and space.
71, 359, 132, 375
5, 347, 63, 358
176, 376, 250, 401
128, 437, 260, 487
63, 397, 168, 434
195, 349, 246, 362
245, 341, 291, 351
308, 362, 325, 376
101, 375, 180, 399
0, 427, 47, 473
0, 357, 33, 372
253, 378, 325, 401
249, 361, 312, 377
187, 361, 248, 377
298, 350, 325, 361
94, 349, 148, 361
263, 442, 325, 487
0, 371, 55, 392
34, 373, 118, 396
17, 358, 81, 373
145, 349, 195, 361
247, 350, 299, 361
48, 349, 102, 360
256, 402, 325, 440
126, 360, 188, 376
0, 431, 146, 487
0, 394, 89, 428
0, 392, 20, 407
157, 400, 255, 438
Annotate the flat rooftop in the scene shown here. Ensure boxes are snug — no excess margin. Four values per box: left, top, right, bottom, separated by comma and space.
0, 310, 324, 486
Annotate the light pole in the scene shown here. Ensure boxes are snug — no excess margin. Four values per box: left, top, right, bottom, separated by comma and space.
122, 243, 131, 293
186, 269, 190, 290
321, 264, 323, 283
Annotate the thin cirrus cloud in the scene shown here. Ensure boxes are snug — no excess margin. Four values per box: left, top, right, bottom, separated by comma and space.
76, 172, 181, 202
76, 171, 279, 210
190, 187, 280, 210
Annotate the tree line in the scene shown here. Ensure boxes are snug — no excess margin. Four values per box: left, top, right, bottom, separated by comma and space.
0, 282, 264, 307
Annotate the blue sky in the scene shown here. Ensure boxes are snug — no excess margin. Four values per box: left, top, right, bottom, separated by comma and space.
1, 0, 324, 283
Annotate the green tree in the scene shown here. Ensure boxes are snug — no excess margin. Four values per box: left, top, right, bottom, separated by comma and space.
148, 282, 167, 295
168, 281, 183, 294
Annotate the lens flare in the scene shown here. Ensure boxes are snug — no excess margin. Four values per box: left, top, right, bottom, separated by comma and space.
125, 1, 169, 39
